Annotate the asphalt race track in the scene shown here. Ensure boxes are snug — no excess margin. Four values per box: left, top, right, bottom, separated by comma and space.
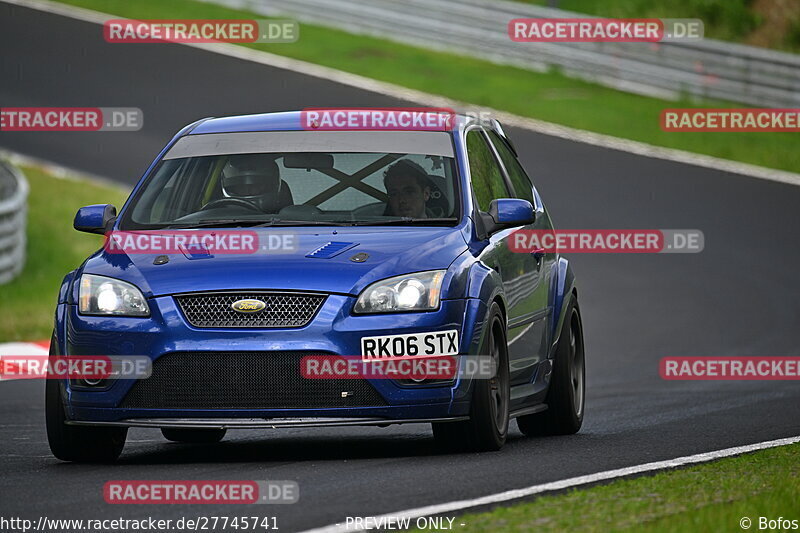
1, 3, 799, 531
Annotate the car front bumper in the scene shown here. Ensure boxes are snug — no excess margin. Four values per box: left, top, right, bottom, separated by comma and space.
56, 293, 490, 425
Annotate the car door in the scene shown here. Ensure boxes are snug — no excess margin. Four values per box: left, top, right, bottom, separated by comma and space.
485, 129, 555, 392
465, 127, 546, 387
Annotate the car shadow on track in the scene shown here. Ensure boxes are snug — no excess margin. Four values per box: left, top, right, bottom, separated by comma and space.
58, 428, 547, 465
114, 429, 449, 465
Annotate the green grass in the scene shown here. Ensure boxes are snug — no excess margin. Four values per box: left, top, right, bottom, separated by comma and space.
0, 165, 128, 342
447, 443, 800, 532
517, 0, 761, 43
517, 0, 800, 53
53, 0, 800, 173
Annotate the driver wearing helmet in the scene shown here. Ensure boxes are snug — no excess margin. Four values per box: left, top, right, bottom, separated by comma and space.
218, 154, 293, 213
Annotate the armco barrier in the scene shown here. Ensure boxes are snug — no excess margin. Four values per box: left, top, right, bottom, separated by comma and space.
0, 160, 28, 285
206, 0, 800, 107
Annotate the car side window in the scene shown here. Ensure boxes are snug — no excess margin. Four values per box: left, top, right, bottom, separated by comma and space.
466, 130, 510, 212
487, 131, 535, 205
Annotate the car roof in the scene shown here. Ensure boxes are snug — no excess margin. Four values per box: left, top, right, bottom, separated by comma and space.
188, 110, 480, 135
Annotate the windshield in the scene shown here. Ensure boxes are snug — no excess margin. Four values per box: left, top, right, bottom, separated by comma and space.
121, 148, 460, 230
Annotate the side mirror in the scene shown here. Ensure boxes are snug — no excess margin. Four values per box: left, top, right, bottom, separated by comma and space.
481, 198, 534, 235
74, 204, 117, 235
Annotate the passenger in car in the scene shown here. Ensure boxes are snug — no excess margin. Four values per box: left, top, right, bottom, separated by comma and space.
384, 160, 431, 218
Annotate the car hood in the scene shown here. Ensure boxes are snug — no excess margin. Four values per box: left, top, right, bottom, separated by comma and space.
81, 227, 468, 298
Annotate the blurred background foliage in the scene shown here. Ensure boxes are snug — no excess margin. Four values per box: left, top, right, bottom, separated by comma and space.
523, 0, 800, 52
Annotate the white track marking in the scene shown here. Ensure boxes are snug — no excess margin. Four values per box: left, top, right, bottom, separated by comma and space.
0, 148, 128, 190
3, 0, 800, 187
0, 342, 48, 382
0, 342, 48, 356
299, 435, 800, 532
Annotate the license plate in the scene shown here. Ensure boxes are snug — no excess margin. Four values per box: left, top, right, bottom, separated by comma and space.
361, 330, 459, 361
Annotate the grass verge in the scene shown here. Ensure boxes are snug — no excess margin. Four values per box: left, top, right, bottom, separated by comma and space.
0, 165, 128, 342
518, 0, 800, 53
53, 0, 800, 174
449, 442, 800, 532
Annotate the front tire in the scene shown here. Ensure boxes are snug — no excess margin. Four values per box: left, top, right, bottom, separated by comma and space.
517, 298, 585, 436
161, 428, 227, 443
433, 302, 510, 451
45, 334, 127, 462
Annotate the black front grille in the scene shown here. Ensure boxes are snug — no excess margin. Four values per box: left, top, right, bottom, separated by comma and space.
175, 292, 326, 328
120, 352, 387, 409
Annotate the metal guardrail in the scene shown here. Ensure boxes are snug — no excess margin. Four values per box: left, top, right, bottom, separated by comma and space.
207, 0, 800, 107
503, 268, 543, 310
0, 160, 28, 285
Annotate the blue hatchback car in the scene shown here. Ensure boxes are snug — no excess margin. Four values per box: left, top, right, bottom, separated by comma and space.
46, 110, 585, 462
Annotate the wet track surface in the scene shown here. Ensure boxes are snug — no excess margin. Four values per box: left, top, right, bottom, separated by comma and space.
1, 3, 799, 531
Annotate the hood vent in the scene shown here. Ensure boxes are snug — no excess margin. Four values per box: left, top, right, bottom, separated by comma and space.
179, 244, 212, 260
305, 241, 358, 259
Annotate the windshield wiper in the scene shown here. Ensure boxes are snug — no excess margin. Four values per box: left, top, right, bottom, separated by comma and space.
161, 219, 267, 229
250, 219, 351, 227
160, 217, 457, 229
161, 218, 350, 229
345, 217, 459, 226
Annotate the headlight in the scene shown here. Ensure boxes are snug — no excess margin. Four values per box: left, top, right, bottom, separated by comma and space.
78, 274, 149, 316
354, 270, 446, 314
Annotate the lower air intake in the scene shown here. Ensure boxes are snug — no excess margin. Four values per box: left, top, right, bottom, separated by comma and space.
120, 352, 387, 409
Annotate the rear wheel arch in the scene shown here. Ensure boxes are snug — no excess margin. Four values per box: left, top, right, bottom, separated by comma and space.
551, 258, 578, 350
492, 295, 507, 328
